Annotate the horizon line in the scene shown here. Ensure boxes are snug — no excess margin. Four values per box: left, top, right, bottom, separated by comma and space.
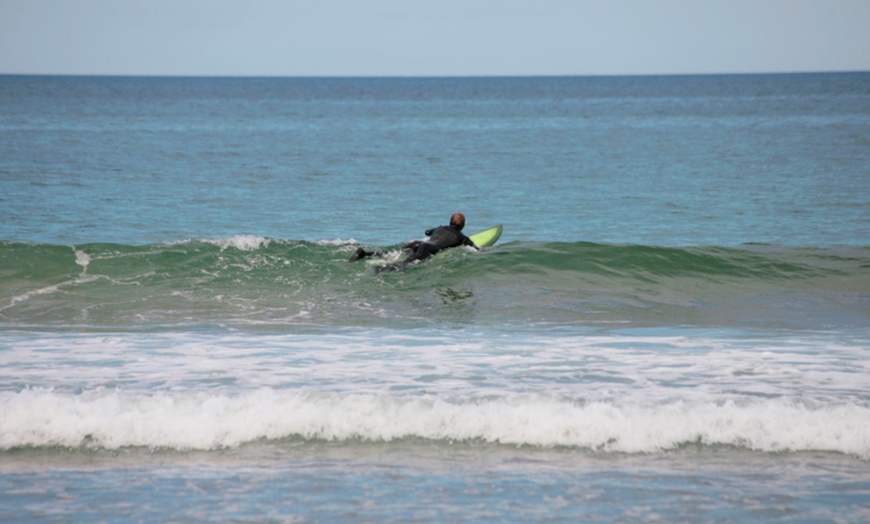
1, 69, 868, 80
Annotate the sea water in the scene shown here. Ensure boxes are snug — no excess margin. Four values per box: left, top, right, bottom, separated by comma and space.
1, 74, 869, 522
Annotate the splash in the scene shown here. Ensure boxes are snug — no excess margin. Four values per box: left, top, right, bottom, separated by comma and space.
2, 388, 868, 458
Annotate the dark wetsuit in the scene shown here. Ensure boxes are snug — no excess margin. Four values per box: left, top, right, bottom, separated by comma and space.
408, 225, 476, 261
364, 225, 477, 272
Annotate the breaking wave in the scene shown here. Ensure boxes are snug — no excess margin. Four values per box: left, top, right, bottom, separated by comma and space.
2, 388, 868, 458
1, 238, 867, 330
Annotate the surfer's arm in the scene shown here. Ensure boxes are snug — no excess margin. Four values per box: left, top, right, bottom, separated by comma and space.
463, 236, 479, 250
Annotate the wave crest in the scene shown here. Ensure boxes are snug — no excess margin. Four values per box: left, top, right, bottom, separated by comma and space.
1, 240, 867, 330
201, 235, 272, 251
2, 389, 868, 458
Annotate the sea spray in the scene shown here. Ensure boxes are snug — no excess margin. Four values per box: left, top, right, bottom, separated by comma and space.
2, 388, 868, 457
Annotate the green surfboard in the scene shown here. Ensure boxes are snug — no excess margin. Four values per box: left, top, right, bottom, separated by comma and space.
468, 225, 502, 248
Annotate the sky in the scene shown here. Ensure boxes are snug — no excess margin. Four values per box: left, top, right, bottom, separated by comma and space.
1, 0, 869, 77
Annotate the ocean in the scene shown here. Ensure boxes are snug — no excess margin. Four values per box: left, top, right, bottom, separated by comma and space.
1, 74, 869, 522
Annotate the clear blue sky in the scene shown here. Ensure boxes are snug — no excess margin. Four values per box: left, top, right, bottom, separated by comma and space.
2, 0, 869, 76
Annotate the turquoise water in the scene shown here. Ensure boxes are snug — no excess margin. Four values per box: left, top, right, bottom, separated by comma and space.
3, 75, 867, 247
1, 74, 869, 522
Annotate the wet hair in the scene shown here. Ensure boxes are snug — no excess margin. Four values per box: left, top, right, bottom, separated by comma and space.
450, 213, 465, 230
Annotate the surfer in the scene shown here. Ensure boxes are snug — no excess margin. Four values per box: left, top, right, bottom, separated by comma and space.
349, 213, 478, 271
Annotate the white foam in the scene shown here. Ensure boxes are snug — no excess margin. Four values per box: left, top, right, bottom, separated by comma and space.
74, 249, 91, 270
2, 330, 867, 457
2, 247, 96, 313
1, 389, 868, 457
316, 238, 359, 246
4, 331, 869, 403
1, 285, 61, 312
202, 236, 271, 251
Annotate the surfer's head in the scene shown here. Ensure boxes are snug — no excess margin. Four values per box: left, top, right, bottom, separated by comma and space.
450, 213, 465, 230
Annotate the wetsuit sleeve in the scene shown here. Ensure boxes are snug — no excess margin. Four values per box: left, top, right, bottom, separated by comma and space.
464, 235, 478, 250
